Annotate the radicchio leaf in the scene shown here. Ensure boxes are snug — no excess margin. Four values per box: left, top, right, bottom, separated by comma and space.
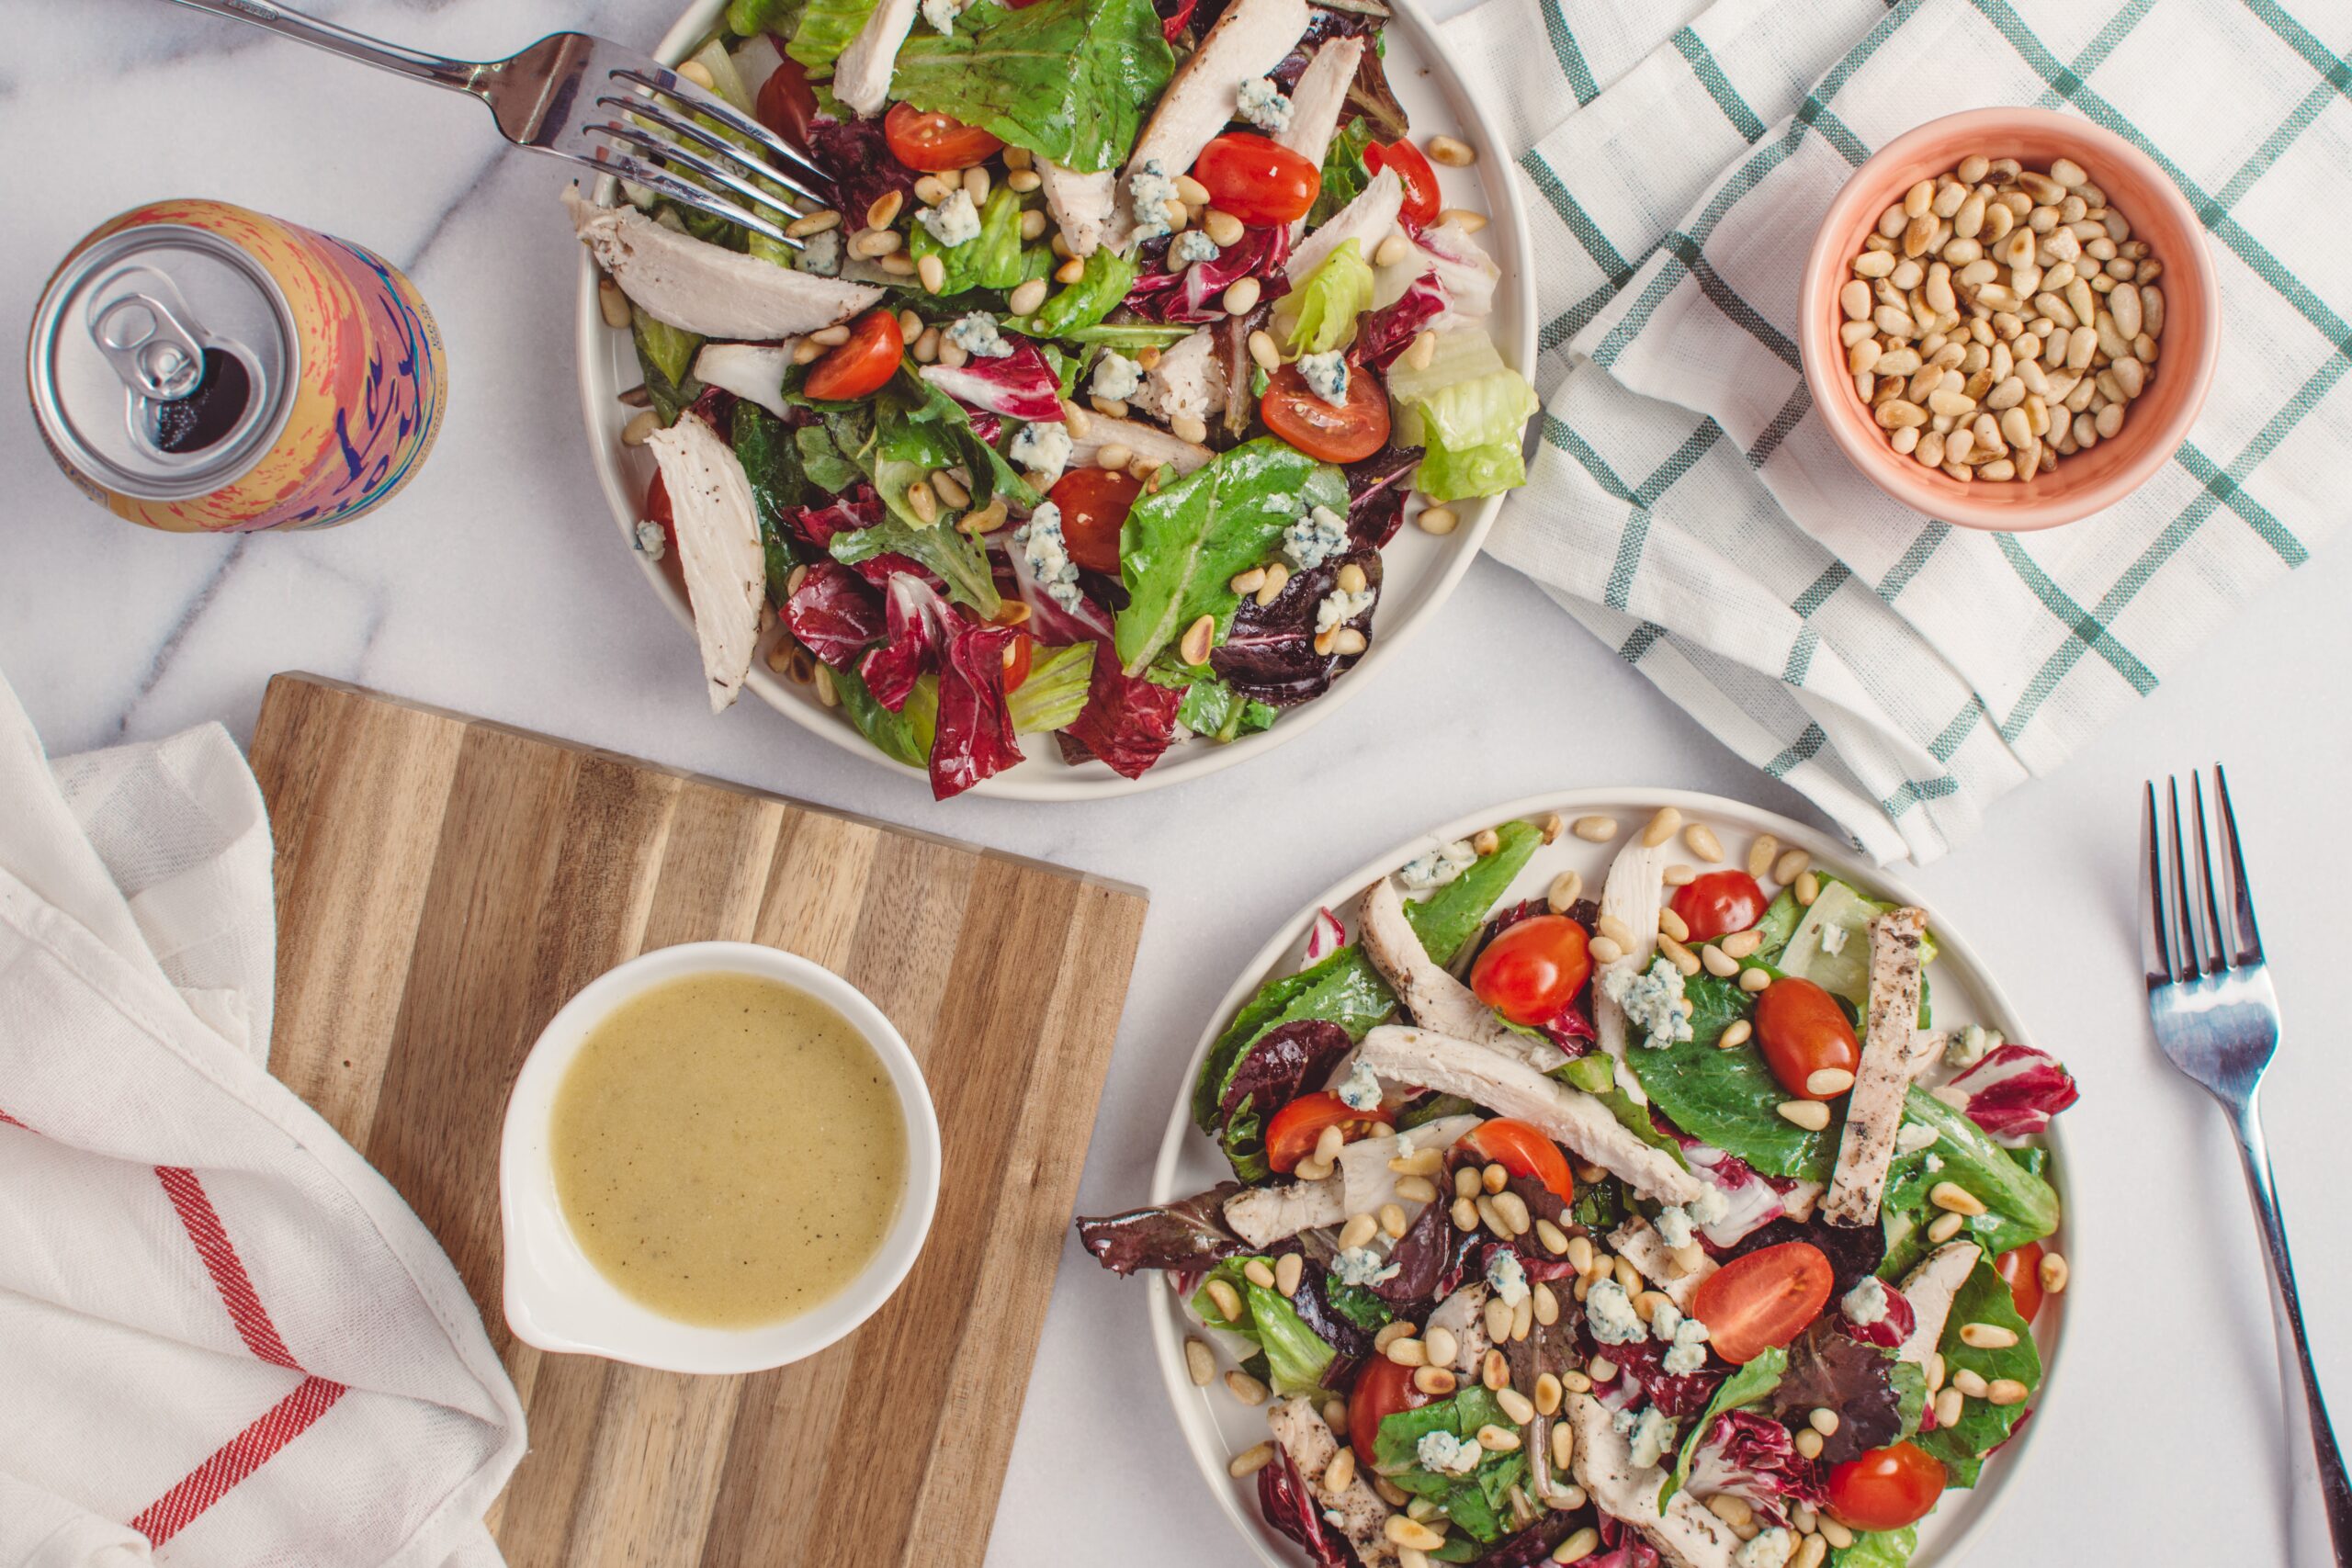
783, 559, 886, 670
1684, 1409, 1827, 1529
1589, 1515, 1664, 1568
919, 339, 1067, 423
1305, 907, 1347, 964
1351, 276, 1448, 370
854, 576, 1026, 797
791, 487, 935, 588
1209, 548, 1381, 706
1947, 1043, 2080, 1139
1283, 1255, 1380, 1359
1075, 1182, 1244, 1275
1465, 1512, 1581, 1568
1256, 1445, 1357, 1568
1836, 1280, 1916, 1350
1127, 225, 1293, 322
1589, 1336, 1724, 1420
1059, 654, 1186, 776
1769, 1319, 1906, 1466
1342, 442, 1423, 548
1677, 1140, 1792, 1247
806, 115, 916, 220
1374, 1186, 1455, 1308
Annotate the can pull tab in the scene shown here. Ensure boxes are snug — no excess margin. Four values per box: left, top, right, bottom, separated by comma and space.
86, 266, 212, 401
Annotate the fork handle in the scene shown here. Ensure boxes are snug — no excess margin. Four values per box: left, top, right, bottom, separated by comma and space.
164, 0, 483, 96
2235, 1100, 2352, 1565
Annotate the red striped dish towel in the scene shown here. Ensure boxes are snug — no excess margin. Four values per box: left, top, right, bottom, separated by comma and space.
0, 671, 524, 1568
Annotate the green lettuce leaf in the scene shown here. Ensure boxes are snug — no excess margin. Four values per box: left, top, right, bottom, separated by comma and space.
1114, 437, 1347, 673
633, 315, 702, 420
1308, 118, 1374, 226
1007, 641, 1095, 732
796, 423, 861, 494
1171, 672, 1279, 743
831, 663, 930, 769
1412, 369, 1540, 501
1878, 1087, 2061, 1279
1660, 1346, 1786, 1510
1016, 247, 1143, 339
1408, 819, 1543, 965
890, 0, 1175, 172
1834, 1526, 1920, 1568
908, 186, 1033, 295
1913, 1256, 2040, 1485
728, 0, 804, 33
1192, 1259, 1337, 1398
1284, 238, 1374, 354
731, 402, 808, 605
1625, 971, 1838, 1180
1371, 1387, 1527, 1543
785, 0, 877, 72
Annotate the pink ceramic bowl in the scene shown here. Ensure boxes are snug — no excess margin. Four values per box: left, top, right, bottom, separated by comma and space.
1799, 107, 2218, 532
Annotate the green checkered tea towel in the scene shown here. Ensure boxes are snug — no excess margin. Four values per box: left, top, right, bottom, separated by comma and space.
1442, 0, 2350, 863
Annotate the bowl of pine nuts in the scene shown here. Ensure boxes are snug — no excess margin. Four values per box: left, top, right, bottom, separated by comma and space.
1800, 107, 2217, 531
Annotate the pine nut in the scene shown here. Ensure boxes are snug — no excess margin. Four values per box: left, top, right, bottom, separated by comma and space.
1588, 936, 1624, 965
1740, 966, 1772, 994
1641, 806, 1683, 848
1375, 1201, 1408, 1239
1223, 276, 1261, 314
597, 277, 633, 329
1054, 256, 1086, 284
1483, 1162, 1510, 1195
1795, 1536, 1829, 1568
1658, 932, 1702, 977
1566, 1235, 1596, 1275
1452, 1196, 1480, 1231
1252, 560, 1290, 605
1407, 330, 1439, 371
1485, 1294, 1514, 1343
1818, 1517, 1854, 1551
1808, 1406, 1841, 1436
1930, 1181, 1988, 1215
1454, 1167, 1483, 1201
1933, 1386, 1964, 1428
1950, 1367, 1990, 1399
1721, 1018, 1753, 1048
1613, 1258, 1640, 1293
1493, 1384, 1536, 1425
1572, 816, 1619, 841
1226, 1370, 1268, 1405
1928, 1211, 1966, 1244
1243, 1258, 1276, 1290
1794, 870, 1820, 907
1927, 1352, 1947, 1393
2040, 1252, 2069, 1293
675, 57, 716, 88
1632, 1289, 1670, 1323
1708, 1494, 1754, 1529
1987, 1378, 2030, 1405
1961, 1322, 2019, 1349
1395, 1175, 1438, 1204
1374, 232, 1413, 267
1375, 1319, 1417, 1352
1532, 1280, 1560, 1325
1226, 1440, 1276, 1478
1265, 1253, 1300, 1298
1385, 1334, 1429, 1367
1806, 1067, 1856, 1097
1438, 209, 1487, 232
1794, 1427, 1826, 1460
1482, 1348, 1510, 1390
1658, 906, 1691, 943
1388, 1517, 1446, 1551
1205, 209, 1246, 246
1684, 823, 1724, 862
1494, 1191, 1532, 1235
1424, 1325, 1460, 1367
620, 409, 662, 446
1414, 1366, 1457, 1396
1184, 1336, 1215, 1385
1205, 1279, 1243, 1321
1535, 1218, 1570, 1255
1546, 870, 1585, 914
1476, 1195, 1508, 1235
1375, 1476, 1409, 1507
1702, 943, 1740, 978
1552, 1526, 1596, 1563
1773, 848, 1812, 883
1339, 1213, 1378, 1251
1778, 1100, 1831, 1131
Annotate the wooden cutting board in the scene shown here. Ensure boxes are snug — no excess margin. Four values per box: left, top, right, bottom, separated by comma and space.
247, 673, 1149, 1568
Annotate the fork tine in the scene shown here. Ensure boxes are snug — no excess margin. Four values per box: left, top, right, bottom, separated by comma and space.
611, 95, 831, 209
2141, 782, 2175, 987
589, 120, 808, 231
2190, 773, 2229, 972
2214, 765, 2266, 964
611, 68, 834, 192
2165, 776, 2206, 981
588, 151, 790, 243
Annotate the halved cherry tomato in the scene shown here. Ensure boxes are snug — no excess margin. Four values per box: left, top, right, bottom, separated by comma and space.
1995, 1241, 2045, 1325
1364, 138, 1441, 228
883, 101, 1004, 172
1193, 132, 1321, 225
1459, 1118, 1576, 1205
1350, 1356, 1432, 1467
1046, 466, 1142, 575
1001, 632, 1033, 693
1264, 1091, 1393, 1175
1690, 1241, 1834, 1363
804, 310, 904, 401
754, 57, 820, 148
1261, 363, 1392, 463
1471, 916, 1592, 1028
1827, 1442, 1947, 1532
644, 468, 675, 543
1671, 870, 1767, 943
1753, 976, 1861, 1100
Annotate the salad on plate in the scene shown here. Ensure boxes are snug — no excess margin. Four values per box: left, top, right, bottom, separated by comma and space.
1079, 807, 2078, 1567
572, 0, 1536, 797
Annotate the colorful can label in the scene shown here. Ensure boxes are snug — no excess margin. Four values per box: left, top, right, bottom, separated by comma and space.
26, 198, 447, 533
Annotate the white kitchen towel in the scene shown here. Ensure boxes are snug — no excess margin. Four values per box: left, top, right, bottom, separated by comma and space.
0, 670, 525, 1568
1443, 0, 2352, 862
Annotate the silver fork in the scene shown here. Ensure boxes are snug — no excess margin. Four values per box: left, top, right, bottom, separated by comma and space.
164, 0, 831, 243
2143, 767, 2352, 1565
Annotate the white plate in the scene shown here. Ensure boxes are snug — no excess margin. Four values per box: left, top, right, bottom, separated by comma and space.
1147, 790, 2071, 1567
575, 0, 1536, 799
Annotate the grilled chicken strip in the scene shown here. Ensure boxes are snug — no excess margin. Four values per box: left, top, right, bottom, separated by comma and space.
643, 412, 764, 714
1112, 0, 1313, 249
1037, 158, 1118, 259
1825, 906, 1930, 1226
1268, 1398, 1396, 1562
1894, 1241, 1982, 1366
1066, 412, 1216, 475
833, 0, 921, 115
1566, 1394, 1747, 1568
566, 189, 881, 339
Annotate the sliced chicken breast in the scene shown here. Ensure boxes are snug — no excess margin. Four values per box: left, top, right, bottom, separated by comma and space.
644, 413, 764, 714
1223, 1179, 1345, 1248
1566, 1394, 1744, 1568
1137, 328, 1227, 428
1609, 1215, 1718, 1312
1286, 167, 1402, 283
1037, 158, 1118, 259
1275, 37, 1364, 167
566, 189, 881, 339
1592, 827, 1678, 1102
833, 0, 922, 116
1338, 1113, 1482, 1217
1113, 0, 1313, 249
1825, 906, 1930, 1227
1357, 1026, 1705, 1204
1066, 412, 1215, 475
1895, 1241, 1981, 1366
1358, 878, 1532, 1058
1268, 1398, 1396, 1563
691, 342, 797, 418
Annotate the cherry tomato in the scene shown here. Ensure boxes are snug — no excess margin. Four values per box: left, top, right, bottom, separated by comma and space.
1753, 976, 1862, 1100
1459, 1118, 1576, 1205
1995, 1241, 2045, 1325
753, 57, 819, 148
1261, 363, 1392, 463
1046, 466, 1142, 575
1350, 1356, 1432, 1468
804, 310, 904, 401
1364, 138, 1441, 228
1192, 132, 1321, 225
1690, 1241, 1834, 1364
883, 101, 1004, 171
1471, 916, 1593, 1028
1001, 632, 1033, 693
1264, 1091, 1393, 1175
1827, 1442, 1947, 1532
1671, 870, 1767, 943
643, 468, 676, 555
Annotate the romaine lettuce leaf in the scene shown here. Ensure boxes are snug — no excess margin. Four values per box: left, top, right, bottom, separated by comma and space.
1016, 247, 1143, 339
1308, 118, 1374, 227
785, 0, 877, 73
1284, 238, 1374, 354
890, 0, 1175, 173
1878, 1087, 2060, 1277
1660, 1346, 1786, 1509
1007, 641, 1095, 732
907, 186, 1035, 295
1385, 329, 1539, 502
1913, 1256, 2040, 1485
1409, 819, 1543, 965
1192, 1258, 1338, 1397
1835, 1526, 1920, 1567
727, 0, 803, 34
1114, 438, 1347, 674
1626, 972, 1838, 1180
831, 661, 930, 770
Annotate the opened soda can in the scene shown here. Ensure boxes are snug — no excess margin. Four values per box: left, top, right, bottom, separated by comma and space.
26, 198, 447, 533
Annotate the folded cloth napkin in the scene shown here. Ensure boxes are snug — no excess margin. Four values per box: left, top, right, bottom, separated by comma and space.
1444, 0, 2352, 862
0, 670, 524, 1567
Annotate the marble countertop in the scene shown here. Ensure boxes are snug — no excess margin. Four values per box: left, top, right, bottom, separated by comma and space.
10, 3, 2350, 1562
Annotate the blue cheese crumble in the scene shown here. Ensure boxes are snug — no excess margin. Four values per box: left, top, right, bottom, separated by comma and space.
920, 0, 961, 31
1336, 1058, 1382, 1112
1486, 1249, 1529, 1308
1655, 1204, 1696, 1250
1621, 1405, 1677, 1470
1659, 1312, 1711, 1374
1600, 958, 1695, 1050
1129, 159, 1178, 242
1397, 839, 1476, 891
1841, 1275, 1890, 1327
1013, 502, 1081, 610
1690, 1187, 1731, 1227
946, 312, 1012, 358
1236, 76, 1294, 133
1298, 348, 1350, 407
1584, 1280, 1646, 1345
1009, 421, 1071, 483
1170, 230, 1222, 267
1090, 350, 1143, 401
1283, 503, 1349, 570
632, 519, 666, 560
796, 228, 842, 276
918, 187, 982, 247
1316, 584, 1374, 635
1736, 1529, 1794, 1568
1820, 922, 1849, 956
1947, 1022, 2002, 1068
1331, 1246, 1400, 1288
1417, 1430, 1482, 1475
1895, 1119, 1939, 1155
